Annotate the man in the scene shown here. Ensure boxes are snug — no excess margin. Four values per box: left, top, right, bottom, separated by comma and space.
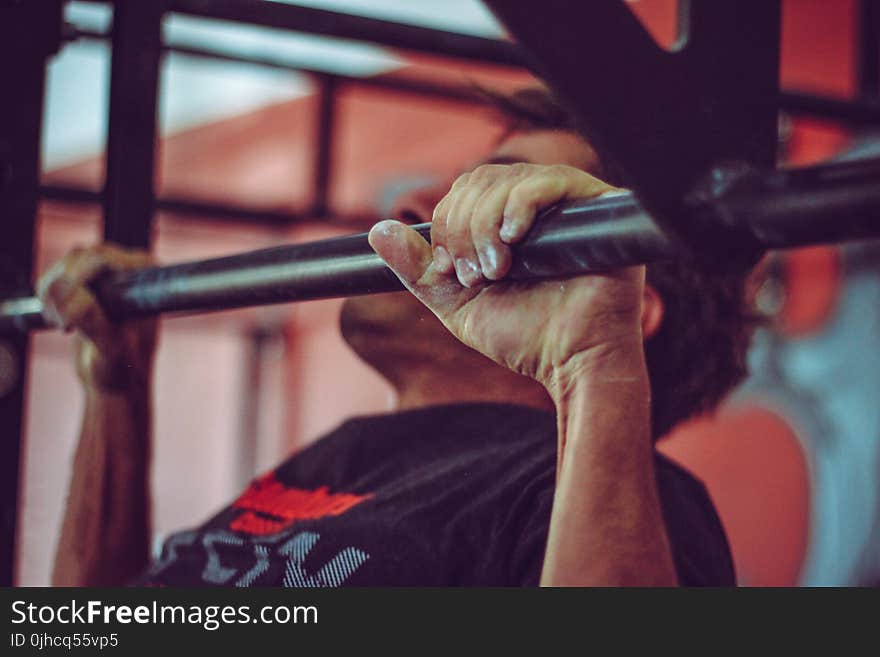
39, 89, 753, 586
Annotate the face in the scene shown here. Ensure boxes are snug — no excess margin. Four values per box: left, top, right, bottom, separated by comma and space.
339, 129, 602, 366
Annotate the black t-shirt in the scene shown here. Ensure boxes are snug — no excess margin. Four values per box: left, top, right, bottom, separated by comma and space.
138, 403, 735, 586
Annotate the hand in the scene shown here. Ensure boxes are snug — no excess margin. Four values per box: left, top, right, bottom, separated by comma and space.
369, 163, 645, 394
37, 244, 158, 392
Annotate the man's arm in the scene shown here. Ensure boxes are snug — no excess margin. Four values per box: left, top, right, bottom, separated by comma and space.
369, 163, 678, 586
38, 245, 158, 586
53, 377, 152, 586
540, 344, 676, 586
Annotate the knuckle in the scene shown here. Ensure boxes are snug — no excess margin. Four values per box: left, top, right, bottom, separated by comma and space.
469, 165, 489, 180
548, 163, 574, 176
470, 163, 501, 180
451, 172, 471, 189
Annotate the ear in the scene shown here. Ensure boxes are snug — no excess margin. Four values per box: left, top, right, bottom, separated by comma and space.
642, 284, 664, 339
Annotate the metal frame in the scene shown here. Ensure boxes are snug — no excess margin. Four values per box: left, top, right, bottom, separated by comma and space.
485, 0, 781, 269
859, 0, 879, 98
0, 0, 64, 587
311, 75, 337, 219
52, 0, 878, 231
102, 0, 167, 248
2, 0, 878, 583
7, 153, 880, 333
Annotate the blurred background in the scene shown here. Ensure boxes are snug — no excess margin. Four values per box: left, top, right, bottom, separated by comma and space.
17, 0, 880, 586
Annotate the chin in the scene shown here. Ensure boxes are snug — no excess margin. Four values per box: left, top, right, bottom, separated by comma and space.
340, 292, 449, 355
341, 291, 424, 339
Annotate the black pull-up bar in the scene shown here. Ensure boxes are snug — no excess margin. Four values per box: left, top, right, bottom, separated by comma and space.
2, 156, 879, 334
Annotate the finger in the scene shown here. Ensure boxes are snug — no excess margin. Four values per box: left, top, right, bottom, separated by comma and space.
500, 167, 613, 244
445, 184, 488, 288
37, 244, 154, 330
370, 220, 434, 288
430, 193, 455, 275
431, 171, 473, 276
471, 180, 518, 280
55, 285, 117, 349
37, 248, 112, 328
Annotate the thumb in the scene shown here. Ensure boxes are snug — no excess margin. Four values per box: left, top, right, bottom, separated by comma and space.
369, 220, 474, 319
368, 220, 433, 287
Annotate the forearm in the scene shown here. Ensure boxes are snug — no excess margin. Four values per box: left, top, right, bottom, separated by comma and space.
540, 343, 677, 586
52, 382, 152, 586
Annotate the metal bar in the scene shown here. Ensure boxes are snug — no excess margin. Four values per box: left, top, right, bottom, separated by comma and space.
780, 91, 880, 126
0, 0, 63, 586
860, 0, 880, 97
311, 76, 337, 218
8, 156, 880, 334
717, 157, 880, 249
68, 27, 484, 105
103, 0, 166, 247
69, 26, 880, 127
1, 191, 668, 331
236, 326, 269, 488
164, 0, 525, 68
39, 183, 374, 228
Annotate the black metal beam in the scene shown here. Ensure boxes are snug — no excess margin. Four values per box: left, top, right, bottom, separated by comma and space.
8, 156, 880, 333
780, 91, 880, 127
55, 0, 524, 66
69, 27, 483, 106
311, 76, 337, 218
483, 0, 781, 271
68, 24, 880, 128
859, 0, 879, 98
39, 183, 375, 228
103, 0, 167, 248
75, 23, 880, 130
0, 0, 63, 586
164, 0, 525, 68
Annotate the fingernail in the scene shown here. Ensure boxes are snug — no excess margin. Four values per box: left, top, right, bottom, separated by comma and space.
433, 245, 453, 273
500, 216, 517, 242
372, 219, 399, 236
478, 244, 500, 279
454, 258, 482, 288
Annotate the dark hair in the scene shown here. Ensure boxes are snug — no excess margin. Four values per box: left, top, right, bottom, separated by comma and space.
485, 86, 763, 438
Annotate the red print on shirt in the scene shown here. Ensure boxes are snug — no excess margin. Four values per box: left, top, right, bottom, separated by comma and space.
228, 472, 372, 536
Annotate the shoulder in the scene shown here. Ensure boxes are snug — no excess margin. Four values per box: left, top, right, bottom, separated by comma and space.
654, 454, 737, 586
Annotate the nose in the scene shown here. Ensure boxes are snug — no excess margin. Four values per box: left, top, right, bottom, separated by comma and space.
389, 181, 448, 225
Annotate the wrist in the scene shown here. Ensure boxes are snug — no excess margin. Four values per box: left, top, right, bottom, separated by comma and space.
76, 336, 154, 394
82, 375, 152, 405
544, 339, 648, 407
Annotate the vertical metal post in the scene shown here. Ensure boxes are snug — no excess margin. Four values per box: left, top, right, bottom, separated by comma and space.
103, 0, 166, 248
236, 326, 267, 488
311, 76, 337, 219
0, 0, 63, 586
859, 0, 879, 98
